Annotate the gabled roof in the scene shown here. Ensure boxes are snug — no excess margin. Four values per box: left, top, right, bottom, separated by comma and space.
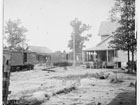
96, 35, 112, 47
98, 21, 120, 36
84, 35, 115, 51
84, 21, 120, 51
28, 45, 52, 54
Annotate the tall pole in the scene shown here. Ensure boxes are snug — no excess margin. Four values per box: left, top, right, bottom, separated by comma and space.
106, 50, 108, 63
73, 33, 76, 67
2, 0, 4, 47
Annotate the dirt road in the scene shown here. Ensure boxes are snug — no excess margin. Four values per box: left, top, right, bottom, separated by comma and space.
8, 66, 136, 105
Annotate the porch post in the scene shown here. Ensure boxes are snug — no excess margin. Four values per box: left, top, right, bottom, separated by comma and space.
86, 52, 88, 61
92, 52, 94, 61
87, 52, 88, 61
82, 51, 84, 63
85, 51, 87, 61
89, 52, 91, 61
88, 52, 89, 61
106, 50, 108, 63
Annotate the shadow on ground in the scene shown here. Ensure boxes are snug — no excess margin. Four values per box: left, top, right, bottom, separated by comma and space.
7, 99, 44, 105
107, 91, 136, 105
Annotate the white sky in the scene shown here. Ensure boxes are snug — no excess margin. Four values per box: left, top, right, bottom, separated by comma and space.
4, 0, 115, 52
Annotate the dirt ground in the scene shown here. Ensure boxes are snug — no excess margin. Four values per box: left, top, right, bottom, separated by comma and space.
8, 65, 136, 105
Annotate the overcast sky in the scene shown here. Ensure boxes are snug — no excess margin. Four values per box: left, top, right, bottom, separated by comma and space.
4, 0, 115, 52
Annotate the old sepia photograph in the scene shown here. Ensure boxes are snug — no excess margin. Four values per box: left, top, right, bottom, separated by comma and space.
2, 0, 137, 105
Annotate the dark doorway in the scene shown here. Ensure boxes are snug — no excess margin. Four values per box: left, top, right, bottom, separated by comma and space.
118, 62, 121, 68
23, 53, 27, 62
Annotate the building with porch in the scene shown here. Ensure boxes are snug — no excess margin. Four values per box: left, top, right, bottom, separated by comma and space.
83, 21, 136, 68
28, 45, 52, 64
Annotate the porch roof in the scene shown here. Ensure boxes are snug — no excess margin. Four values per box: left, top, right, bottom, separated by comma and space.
84, 46, 114, 51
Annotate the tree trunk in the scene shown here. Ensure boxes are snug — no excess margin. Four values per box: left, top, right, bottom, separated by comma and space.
128, 49, 130, 62
131, 50, 134, 72
132, 51, 134, 62
127, 49, 131, 73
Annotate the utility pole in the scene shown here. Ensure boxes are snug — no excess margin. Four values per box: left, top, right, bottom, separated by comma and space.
73, 33, 76, 67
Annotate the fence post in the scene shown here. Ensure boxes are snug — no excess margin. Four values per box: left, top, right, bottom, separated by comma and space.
3, 55, 11, 105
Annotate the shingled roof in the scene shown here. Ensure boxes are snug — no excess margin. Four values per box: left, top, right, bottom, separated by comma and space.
28, 45, 52, 54
98, 21, 120, 36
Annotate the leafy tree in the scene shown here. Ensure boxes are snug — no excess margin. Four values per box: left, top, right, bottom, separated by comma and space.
109, 0, 136, 72
68, 18, 92, 53
4, 19, 28, 51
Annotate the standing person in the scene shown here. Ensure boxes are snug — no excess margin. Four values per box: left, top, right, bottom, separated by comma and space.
46, 56, 51, 68
93, 51, 97, 68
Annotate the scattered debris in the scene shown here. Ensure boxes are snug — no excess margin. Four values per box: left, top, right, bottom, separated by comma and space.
7, 100, 20, 105
129, 82, 135, 87
53, 86, 77, 96
119, 101, 123, 104
90, 84, 96, 86
32, 91, 50, 100
62, 79, 67, 86
97, 102, 101, 105
51, 72, 110, 81
7, 98, 44, 105
121, 67, 125, 70
7, 91, 51, 105
42, 69, 55, 72
110, 77, 124, 83
64, 66, 67, 70
95, 72, 110, 79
